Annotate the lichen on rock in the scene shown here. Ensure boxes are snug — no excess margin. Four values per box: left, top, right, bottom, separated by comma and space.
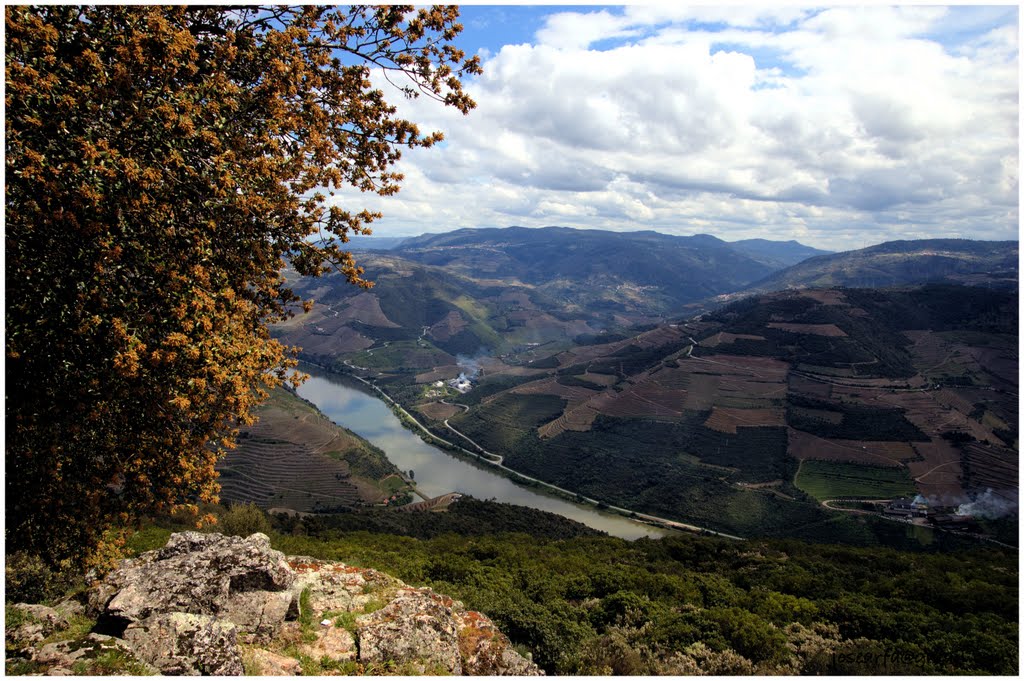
122, 612, 243, 675
14, 531, 544, 676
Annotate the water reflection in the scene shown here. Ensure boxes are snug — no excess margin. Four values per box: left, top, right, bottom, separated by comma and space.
294, 363, 672, 540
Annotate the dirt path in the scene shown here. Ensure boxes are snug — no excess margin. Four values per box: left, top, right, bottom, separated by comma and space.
913, 460, 960, 483
442, 419, 503, 464
820, 498, 891, 515
788, 370, 935, 392
440, 399, 470, 413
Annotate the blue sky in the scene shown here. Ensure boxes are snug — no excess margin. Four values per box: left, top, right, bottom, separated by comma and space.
337, 4, 1020, 250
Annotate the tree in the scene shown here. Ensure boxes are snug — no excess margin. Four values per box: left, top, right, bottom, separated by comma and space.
5, 5, 481, 565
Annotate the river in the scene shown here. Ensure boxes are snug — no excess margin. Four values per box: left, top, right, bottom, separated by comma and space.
294, 363, 672, 540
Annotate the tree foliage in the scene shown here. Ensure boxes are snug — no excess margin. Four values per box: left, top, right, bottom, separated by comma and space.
259, 529, 1019, 675
5, 4, 480, 565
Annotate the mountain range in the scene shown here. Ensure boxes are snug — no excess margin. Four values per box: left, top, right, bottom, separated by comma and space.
747, 238, 1018, 293
276, 228, 1016, 369
268, 227, 1018, 547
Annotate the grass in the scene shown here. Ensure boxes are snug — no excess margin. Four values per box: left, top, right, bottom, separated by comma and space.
795, 460, 917, 501
331, 597, 385, 634
125, 526, 175, 555
380, 474, 409, 494
40, 614, 96, 646
72, 648, 155, 676
298, 587, 318, 643
275, 646, 360, 676
5, 606, 38, 631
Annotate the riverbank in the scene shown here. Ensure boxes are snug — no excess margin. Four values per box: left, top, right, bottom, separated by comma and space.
298, 360, 743, 540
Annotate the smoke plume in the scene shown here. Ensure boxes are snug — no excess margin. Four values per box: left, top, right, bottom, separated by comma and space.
455, 353, 487, 380
912, 489, 1018, 519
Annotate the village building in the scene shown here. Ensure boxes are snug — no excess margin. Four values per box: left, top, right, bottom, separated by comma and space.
883, 497, 928, 519
447, 374, 473, 393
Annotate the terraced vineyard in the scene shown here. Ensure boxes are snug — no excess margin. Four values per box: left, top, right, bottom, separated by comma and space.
394, 285, 1018, 546
217, 435, 361, 512
215, 387, 412, 512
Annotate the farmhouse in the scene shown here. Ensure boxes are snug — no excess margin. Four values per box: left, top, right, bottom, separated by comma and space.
929, 514, 981, 533
883, 497, 928, 518
448, 374, 473, 393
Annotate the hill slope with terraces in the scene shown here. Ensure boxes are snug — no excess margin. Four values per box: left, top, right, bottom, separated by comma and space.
394, 284, 1017, 547
217, 388, 411, 512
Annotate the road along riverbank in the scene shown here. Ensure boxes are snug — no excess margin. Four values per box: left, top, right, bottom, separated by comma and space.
296, 361, 743, 541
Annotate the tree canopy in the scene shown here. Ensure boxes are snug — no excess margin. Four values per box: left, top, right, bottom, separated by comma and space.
5, 4, 480, 565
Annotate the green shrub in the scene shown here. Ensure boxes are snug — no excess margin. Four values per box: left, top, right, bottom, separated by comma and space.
217, 503, 271, 538
5, 552, 78, 604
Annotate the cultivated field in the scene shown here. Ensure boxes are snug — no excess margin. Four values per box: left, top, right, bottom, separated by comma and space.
961, 442, 1018, 492
217, 436, 361, 512
283, 326, 374, 356
350, 342, 457, 370
795, 460, 917, 501
766, 322, 847, 337
701, 332, 766, 347
787, 428, 916, 467
416, 401, 462, 421
906, 440, 964, 498
705, 407, 786, 434
427, 310, 468, 341
334, 291, 402, 327
414, 365, 462, 383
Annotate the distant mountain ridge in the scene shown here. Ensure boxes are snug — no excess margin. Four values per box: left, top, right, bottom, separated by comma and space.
347, 236, 409, 251
748, 238, 1018, 292
391, 226, 784, 309
727, 238, 832, 269
278, 230, 1016, 372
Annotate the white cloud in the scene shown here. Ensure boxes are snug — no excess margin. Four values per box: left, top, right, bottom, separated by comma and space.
534, 9, 638, 49
334, 5, 1019, 251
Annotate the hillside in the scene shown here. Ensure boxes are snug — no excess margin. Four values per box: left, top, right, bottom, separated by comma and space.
216, 387, 413, 512
274, 233, 1015, 382
271, 253, 598, 373
99, 523, 1020, 675
389, 285, 1018, 545
745, 239, 1018, 292
10, 522, 1016, 676
273, 227, 833, 376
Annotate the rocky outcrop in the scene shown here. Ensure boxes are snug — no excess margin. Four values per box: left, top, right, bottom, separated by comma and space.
6, 601, 83, 646
33, 633, 152, 676
122, 613, 243, 675
11, 532, 541, 676
357, 587, 465, 673
88, 531, 293, 638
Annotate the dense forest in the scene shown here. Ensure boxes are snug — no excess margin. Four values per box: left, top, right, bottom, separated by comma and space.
108, 505, 1019, 676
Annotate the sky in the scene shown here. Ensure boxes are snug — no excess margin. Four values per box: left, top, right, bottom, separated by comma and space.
333, 3, 1019, 251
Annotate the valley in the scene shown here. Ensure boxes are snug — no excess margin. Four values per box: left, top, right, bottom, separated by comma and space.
259, 229, 1018, 550
8, 7, 1019, 676
292, 364, 674, 540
